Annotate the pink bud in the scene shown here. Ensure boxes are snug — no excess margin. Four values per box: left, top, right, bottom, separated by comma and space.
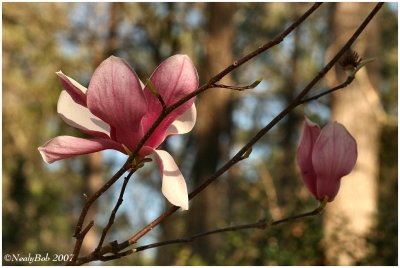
297, 118, 321, 198
297, 118, 357, 202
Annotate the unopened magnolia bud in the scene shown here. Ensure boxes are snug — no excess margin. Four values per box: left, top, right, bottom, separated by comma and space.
297, 117, 357, 202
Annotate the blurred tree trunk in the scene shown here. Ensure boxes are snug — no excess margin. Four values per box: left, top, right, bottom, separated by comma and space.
80, 2, 123, 255
276, 12, 303, 207
3, 3, 74, 257
186, 3, 236, 263
323, 3, 381, 265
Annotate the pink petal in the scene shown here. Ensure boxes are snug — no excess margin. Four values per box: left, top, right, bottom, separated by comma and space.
56, 71, 87, 107
58, 90, 110, 138
166, 103, 197, 136
145, 54, 199, 106
312, 122, 357, 201
141, 55, 199, 149
86, 56, 147, 150
38, 136, 125, 164
296, 117, 321, 198
151, 148, 189, 210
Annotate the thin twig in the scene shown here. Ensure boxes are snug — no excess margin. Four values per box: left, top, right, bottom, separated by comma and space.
71, 158, 151, 264
94, 170, 135, 254
68, 221, 94, 265
70, 3, 322, 264
70, 159, 145, 263
158, 95, 167, 112
98, 249, 135, 262
298, 75, 355, 105
114, 1, 382, 257
73, 2, 384, 265
85, 201, 327, 262
70, 166, 131, 263
134, 201, 327, 252
212, 80, 262, 91
127, 3, 323, 161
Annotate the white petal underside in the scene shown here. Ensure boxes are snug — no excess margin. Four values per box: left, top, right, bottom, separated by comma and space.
153, 149, 189, 210
56, 71, 88, 94
166, 103, 197, 136
57, 90, 110, 136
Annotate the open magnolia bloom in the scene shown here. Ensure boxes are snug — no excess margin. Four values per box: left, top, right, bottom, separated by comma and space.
38, 55, 199, 210
296, 117, 357, 202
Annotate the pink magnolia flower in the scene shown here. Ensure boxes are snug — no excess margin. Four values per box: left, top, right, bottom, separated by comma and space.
296, 117, 357, 202
38, 55, 199, 210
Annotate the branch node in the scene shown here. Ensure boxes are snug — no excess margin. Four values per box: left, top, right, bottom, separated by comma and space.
240, 147, 253, 160
80, 221, 94, 238
110, 240, 120, 253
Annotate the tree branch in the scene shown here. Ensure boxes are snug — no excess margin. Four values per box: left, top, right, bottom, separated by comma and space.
126, 3, 323, 162
70, 168, 130, 263
70, 3, 322, 264
99, 2, 381, 260
70, 159, 143, 263
84, 200, 327, 262
94, 170, 135, 254
298, 75, 355, 105
134, 199, 327, 252
68, 220, 94, 265
94, 156, 151, 256
71, 2, 384, 265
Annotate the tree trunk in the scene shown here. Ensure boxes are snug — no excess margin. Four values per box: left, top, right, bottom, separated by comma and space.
323, 3, 381, 265
186, 3, 236, 263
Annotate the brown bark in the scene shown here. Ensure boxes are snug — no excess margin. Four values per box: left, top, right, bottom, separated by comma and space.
323, 3, 381, 265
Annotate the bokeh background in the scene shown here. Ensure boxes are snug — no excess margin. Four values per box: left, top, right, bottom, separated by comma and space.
3, 2, 398, 265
